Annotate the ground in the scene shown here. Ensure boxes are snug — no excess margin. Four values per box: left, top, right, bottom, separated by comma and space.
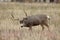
0, 2, 60, 40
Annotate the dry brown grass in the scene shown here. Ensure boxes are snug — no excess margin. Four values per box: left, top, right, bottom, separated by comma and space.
0, 2, 60, 40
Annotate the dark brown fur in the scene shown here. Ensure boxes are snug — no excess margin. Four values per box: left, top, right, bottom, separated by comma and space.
20, 14, 50, 31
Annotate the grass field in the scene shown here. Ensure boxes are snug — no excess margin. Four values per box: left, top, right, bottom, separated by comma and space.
0, 2, 60, 40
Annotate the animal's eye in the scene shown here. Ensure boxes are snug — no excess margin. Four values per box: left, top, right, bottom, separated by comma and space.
20, 20, 23, 23
24, 18, 27, 20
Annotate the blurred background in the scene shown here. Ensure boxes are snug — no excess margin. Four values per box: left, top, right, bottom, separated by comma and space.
0, 0, 60, 3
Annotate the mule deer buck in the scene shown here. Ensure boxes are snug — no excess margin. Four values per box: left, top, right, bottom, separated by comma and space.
20, 10, 50, 31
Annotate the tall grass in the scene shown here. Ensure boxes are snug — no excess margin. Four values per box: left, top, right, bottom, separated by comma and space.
0, 2, 60, 40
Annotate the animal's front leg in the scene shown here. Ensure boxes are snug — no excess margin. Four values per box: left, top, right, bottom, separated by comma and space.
29, 27, 32, 30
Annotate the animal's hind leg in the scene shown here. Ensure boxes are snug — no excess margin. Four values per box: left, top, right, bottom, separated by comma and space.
44, 23, 50, 31
41, 24, 44, 31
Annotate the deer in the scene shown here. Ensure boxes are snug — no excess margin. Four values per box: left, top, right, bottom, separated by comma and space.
20, 10, 50, 31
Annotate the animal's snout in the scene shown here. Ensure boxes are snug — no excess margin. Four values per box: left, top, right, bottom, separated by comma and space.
21, 26, 23, 28
20, 24, 24, 28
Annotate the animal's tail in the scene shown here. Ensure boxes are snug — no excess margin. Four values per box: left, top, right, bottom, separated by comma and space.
47, 15, 51, 25
47, 15, 51, 20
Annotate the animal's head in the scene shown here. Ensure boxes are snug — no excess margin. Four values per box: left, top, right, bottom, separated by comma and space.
20, 21, 28, 28
20, 18, 27, 24
20, 10, 28, 28
20, 10, 28, 24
